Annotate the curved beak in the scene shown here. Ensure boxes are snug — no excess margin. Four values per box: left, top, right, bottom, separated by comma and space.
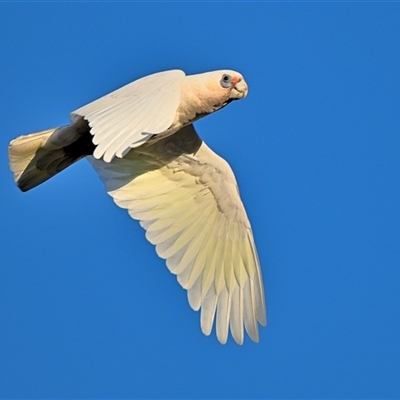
230, 79, 248, 100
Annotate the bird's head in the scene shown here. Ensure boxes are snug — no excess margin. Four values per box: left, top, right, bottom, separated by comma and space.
185, 70, 248, 114
205, 70, 248, 101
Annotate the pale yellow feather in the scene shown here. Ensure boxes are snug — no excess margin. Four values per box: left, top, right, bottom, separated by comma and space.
88, 124, 266, 344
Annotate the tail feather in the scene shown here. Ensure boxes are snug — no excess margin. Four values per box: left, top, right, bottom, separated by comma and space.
8, 120, 94, 192
9, 129, 59, 191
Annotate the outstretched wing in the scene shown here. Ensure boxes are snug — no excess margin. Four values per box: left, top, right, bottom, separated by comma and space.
72, 70, 185, 162
89, 124, 266, 344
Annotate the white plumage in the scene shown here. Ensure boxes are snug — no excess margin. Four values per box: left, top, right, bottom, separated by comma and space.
72, 70, 185, 161
8, 69, 266, 344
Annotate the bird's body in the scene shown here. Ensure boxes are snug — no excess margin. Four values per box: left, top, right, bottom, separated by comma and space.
8, 69, 266, 344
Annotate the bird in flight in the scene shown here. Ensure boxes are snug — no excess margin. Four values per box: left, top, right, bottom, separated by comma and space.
8, 69, 266, 344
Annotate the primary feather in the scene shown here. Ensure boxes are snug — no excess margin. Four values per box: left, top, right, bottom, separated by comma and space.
8, 68, 266, 344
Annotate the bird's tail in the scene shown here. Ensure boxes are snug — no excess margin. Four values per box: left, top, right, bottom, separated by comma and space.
9, 128, 61, 191
8, 119, 94, 192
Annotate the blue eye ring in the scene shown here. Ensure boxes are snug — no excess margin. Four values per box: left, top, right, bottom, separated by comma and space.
220, 74, 232, 88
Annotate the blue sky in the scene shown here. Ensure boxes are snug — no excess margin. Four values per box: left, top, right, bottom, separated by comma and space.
1, 2, 399, 398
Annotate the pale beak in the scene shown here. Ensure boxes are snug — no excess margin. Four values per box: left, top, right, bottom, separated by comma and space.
230, 79, 248, 100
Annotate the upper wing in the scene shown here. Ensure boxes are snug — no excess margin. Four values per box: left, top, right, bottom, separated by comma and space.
89, 124, 266, 344
71, 70, 185, 163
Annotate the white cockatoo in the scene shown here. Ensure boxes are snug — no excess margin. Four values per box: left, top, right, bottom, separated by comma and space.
8, 69, 266, 344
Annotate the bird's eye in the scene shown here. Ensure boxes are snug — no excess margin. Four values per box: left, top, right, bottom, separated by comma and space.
220, 74, 232, 88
